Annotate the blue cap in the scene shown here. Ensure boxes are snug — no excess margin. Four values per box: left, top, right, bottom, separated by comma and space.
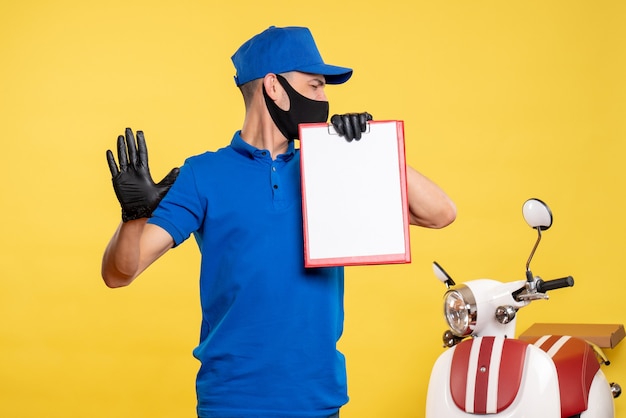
231, 26, 353, 86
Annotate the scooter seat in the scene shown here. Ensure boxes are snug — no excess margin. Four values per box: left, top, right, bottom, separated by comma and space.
529, 335, 600, 417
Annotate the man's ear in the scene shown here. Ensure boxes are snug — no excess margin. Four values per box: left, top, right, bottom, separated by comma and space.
262, 73, 281, 101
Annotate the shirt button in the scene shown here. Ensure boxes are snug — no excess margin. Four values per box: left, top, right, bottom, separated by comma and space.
273, 185, 278, 189
272, 166, 276, 172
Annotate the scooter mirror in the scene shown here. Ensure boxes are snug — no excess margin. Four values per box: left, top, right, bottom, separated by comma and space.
522, 198, 553, 231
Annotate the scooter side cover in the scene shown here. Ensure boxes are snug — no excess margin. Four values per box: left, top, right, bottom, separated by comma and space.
450, 336, 527, 414
530, 335, 601, 417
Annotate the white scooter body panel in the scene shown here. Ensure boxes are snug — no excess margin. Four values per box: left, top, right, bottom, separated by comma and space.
581, 370, 615, 417
426, 341, 561, 417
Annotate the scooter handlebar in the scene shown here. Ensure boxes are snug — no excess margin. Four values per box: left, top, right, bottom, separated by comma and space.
536, 276, 574, 293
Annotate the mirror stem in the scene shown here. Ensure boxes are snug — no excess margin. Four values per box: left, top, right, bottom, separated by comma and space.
525, 228, 542, 281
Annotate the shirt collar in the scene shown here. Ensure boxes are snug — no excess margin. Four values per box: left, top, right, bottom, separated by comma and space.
231, 131, 295, 162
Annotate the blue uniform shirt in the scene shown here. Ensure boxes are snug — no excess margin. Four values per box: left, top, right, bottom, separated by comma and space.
149, 131, 347, 417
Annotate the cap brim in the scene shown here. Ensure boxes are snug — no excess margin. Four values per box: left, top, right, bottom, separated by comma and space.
297, 63, 353, 85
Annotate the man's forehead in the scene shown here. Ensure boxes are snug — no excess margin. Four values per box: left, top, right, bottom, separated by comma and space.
286, 71, 326, 84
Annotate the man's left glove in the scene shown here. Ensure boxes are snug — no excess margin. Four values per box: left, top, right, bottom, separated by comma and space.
330, 112, 373, 141
106, 128, 180, 222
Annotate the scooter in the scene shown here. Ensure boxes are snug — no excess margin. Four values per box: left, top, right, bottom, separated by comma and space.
425, 198, 621, 417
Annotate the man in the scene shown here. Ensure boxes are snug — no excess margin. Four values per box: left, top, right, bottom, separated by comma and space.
102, 26, 456, 418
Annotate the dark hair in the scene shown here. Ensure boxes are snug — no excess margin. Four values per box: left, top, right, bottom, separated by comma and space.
239, 79, 261, 109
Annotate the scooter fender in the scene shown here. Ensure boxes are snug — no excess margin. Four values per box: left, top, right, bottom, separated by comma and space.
426, 336, 561, 418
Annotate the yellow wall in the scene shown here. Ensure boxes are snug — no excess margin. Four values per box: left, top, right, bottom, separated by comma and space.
1, 1, 625, 417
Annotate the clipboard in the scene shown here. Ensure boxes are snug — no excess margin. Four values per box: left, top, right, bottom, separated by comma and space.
299, 120, 411, 267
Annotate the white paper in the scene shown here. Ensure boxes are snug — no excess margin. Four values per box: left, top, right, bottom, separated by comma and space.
300, 121, 409, 265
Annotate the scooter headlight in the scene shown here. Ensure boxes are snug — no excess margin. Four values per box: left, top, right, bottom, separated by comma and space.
443, 285, 477, 337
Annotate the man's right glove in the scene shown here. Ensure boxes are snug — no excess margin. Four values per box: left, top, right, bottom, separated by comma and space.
330, 112, 373, 141
106, 128, 179, 222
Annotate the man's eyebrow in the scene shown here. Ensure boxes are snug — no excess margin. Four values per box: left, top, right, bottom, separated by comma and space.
313, 77, 326, 86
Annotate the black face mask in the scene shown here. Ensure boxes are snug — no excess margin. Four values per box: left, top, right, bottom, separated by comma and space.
263, 74, 329, 140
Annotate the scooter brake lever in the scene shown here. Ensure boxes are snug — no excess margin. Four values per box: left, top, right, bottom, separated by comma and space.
512, 284, 549, 302
516, 291, 549, 301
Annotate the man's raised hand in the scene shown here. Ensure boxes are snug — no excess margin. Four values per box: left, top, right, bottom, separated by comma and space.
106, 128, 179, 222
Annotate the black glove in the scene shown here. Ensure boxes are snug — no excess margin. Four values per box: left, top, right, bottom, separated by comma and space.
330, 112, 373, 141
106, 128, 179, 222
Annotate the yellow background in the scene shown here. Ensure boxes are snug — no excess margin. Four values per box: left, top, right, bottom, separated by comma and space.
1, 1, 625, 417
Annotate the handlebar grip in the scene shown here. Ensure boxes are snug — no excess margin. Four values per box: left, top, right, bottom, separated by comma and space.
536, 276, 574, 292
